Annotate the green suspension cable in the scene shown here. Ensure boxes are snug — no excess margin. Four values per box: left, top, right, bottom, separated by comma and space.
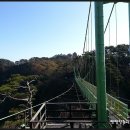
109, 21, 112, 94
91, 4, 93, 84
88, 19, 90, 82
83, 2, 92, 54
115, 4, 119, 97
104, 3, 115, 34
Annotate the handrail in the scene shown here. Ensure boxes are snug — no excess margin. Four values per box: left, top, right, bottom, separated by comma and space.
75, 76, 129, 120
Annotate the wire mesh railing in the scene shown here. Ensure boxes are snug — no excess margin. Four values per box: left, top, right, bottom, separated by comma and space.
75, 75, 129, 120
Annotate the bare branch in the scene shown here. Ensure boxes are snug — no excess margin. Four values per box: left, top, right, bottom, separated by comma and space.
0, 93, 28, 103
16, 86, 28, 89
0, 96, 7, 103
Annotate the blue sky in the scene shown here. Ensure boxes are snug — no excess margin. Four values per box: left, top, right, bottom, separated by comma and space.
0, 2, 129, 62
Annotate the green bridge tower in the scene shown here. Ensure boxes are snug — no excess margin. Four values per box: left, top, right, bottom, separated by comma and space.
94, 2, 108, 128
95, 1, 130, 128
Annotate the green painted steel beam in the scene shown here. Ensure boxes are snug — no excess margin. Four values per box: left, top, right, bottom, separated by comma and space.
94, 2, 108, 128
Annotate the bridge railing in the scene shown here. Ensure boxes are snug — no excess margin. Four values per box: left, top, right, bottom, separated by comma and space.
75, 76, 129, 120
75, 77, 97, 109
30, 103, 46, 129
107, 94, 128, 120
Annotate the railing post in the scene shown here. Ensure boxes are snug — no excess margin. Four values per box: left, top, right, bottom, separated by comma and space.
95, 103, 98, 128
38, 111, 41, 129
94, 2, 108, 128
29, 109, 33, 129
44, 103, 47, 127
29, 121, 33, 129
69, 104, 72, 118
24, 111, 26, 126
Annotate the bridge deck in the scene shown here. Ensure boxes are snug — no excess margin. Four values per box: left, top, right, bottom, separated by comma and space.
30, 84, 98, 129
30, 76, 130, 129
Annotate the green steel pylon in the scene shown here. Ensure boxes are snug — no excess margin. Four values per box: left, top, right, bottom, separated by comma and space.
94, 2, 109, 128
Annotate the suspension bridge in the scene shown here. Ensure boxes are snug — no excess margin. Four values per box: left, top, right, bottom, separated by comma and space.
0, 1, 130, 129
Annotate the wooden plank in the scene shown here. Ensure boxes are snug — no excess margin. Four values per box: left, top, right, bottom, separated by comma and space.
46, 117, 96, 120
46, 120, 94, 123
30, 120, 107, 124
46, 102, 97, 105
46, 109, 96, 112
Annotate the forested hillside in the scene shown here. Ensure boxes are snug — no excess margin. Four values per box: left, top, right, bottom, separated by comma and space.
0, 44, 130, 128
0, 54, 74, 128
77, 44, 130, 105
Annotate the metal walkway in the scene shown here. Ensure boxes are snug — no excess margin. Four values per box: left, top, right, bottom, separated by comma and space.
29, 75, 130, 129
29, 69, 130, 129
